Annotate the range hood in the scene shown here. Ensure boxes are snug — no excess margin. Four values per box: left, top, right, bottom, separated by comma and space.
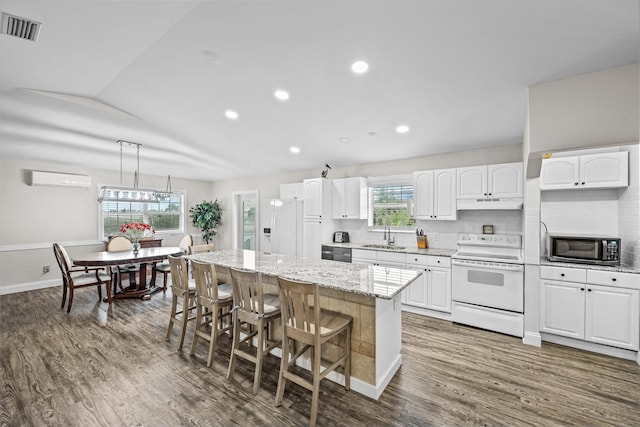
456, 198, 523, 210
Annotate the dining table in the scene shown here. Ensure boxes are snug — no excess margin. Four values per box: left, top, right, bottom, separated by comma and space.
72, 246, 184, 301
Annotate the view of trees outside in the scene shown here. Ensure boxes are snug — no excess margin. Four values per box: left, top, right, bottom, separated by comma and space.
371, 184, 416, 228
102, 196, 182, 238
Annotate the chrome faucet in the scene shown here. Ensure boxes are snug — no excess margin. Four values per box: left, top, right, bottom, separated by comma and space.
383, 218, 395, 246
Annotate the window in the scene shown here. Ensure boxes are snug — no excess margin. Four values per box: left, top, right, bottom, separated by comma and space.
368, 182, 416, 229
100, 192, 185, 239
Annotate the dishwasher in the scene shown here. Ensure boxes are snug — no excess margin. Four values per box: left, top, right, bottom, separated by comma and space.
321, 245, 352, 263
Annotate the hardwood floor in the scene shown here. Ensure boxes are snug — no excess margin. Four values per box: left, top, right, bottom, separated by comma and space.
2, 284, 639, 426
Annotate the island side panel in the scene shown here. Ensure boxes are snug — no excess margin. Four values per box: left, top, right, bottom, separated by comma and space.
374, 294, 403, 399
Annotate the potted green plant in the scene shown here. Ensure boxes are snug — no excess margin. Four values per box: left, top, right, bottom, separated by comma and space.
189, 199, 223, 244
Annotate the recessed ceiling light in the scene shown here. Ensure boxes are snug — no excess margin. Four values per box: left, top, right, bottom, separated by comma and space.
289, 146, 300, 154
339, 137, 350, 143
396, 124, 410, 134
368, 131, 378, 137
351, 60, 369, 74
274, 89, 290, 101
225, 110, 239, 120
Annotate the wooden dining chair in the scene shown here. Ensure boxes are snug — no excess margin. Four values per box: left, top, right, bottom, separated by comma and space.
53, 243, 112, 313
155, 234, 193, 291
188, 244, 214, 255
106, 235, 139, 291
190, 259, 233, 367
227, 267, 282, 394
166, 254, 196, 351
275, 276, 353, 427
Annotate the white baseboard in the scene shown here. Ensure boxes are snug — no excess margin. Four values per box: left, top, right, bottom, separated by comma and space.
541, 333, 638, 362
0, 279, 60, 295
401, 305, 452, 321
522, 331, 542, 347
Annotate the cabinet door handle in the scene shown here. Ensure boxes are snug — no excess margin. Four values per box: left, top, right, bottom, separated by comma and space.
581, 182, 585, 185
488, 193, 492, 196
560, 273, 565, 277
587, 288, 592, 292
437, 260, 440, 263
580, 287, 585, 291
612, 278, 617, 282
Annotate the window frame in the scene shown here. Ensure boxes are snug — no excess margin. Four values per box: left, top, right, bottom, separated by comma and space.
367, 174, 416, 232
98, 188, 187, 240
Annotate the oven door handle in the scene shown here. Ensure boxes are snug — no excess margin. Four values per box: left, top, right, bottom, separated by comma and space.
451, 259, 524, 272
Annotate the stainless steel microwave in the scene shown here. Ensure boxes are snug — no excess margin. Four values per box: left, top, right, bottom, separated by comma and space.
547, 234, 621, 266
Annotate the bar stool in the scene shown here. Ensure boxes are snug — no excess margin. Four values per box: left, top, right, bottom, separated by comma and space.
275, 276, 353, 427
190, 259, 233, 367
227, 267, 281, 394
165, 255, 196, 351
155, 234, 193, 291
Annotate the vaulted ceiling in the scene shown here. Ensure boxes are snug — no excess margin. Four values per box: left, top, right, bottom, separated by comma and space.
0, 0, 638, 181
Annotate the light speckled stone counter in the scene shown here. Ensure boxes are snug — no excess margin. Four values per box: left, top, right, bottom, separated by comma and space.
540, 259, 640, 274
186, 249, 414, 400
323, 242, 457, 257
189, 249, 420, 299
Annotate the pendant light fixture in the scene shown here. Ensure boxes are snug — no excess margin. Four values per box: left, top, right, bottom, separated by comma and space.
97, 140, 173, 203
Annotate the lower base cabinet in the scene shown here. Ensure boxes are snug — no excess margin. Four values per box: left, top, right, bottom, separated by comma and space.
540, 266, 639, 351
405, 255, 451, 313
352, 249, 452, 313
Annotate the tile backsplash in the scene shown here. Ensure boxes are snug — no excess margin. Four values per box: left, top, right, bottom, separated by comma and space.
338, 210, 523, 250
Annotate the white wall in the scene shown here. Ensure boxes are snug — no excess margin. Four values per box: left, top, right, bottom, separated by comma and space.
0, 156, 213, 291
529, 63, 639, 155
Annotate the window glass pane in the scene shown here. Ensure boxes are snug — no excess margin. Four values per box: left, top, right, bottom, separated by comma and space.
370, 184, 416, 228
100, 193, 184, 239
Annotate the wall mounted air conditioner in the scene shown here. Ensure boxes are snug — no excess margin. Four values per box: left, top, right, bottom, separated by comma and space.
30, 170, 92, 188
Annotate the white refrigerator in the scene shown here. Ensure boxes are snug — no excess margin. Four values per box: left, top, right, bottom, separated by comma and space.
262, 199, 303, 257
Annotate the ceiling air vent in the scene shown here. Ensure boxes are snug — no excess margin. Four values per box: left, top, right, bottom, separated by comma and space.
1, 12, 41, 42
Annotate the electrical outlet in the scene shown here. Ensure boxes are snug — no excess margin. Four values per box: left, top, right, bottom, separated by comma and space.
42, 265, 50, 274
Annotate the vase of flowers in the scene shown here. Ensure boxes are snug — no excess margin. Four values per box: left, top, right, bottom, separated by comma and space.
119, 222, 154, 255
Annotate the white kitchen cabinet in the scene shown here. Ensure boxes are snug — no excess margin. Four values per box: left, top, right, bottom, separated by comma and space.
540, 279, 585, 339
332, 177, 367, 219
585, 284, 639, 350
413, 168, 456, 220
540, 266, 640, 351
426, 257, 451, 313
457, 162, 523, 199
403, 254, 451, 312
302, 219, 323, 259
540, 151, 628, 190
404, 255, 428, 307
303, 178, 332, 218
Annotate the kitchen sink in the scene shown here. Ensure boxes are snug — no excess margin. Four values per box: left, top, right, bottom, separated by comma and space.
362, 244, 406, 250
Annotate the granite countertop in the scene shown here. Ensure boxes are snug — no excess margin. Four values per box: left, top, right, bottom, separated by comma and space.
323, 241, 457, 257
540, 258, 640, 274
187, 249, 420, 300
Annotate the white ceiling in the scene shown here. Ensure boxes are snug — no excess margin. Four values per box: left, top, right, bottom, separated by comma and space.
0, 0, 638, 181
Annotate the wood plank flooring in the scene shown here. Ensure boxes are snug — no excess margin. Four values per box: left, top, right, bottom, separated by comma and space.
2, 284, 640, 426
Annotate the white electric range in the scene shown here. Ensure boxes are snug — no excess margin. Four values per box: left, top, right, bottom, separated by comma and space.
451, 233, 525, 337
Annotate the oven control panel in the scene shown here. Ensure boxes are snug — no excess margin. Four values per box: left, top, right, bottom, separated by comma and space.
457, 233, 521, 248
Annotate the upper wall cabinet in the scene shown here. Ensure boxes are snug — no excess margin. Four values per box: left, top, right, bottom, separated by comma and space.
332, 177, 368, 219
303, 178, 332, 218
413, 168, 457, 221
457, 162, 523, 199
540, 152, 629, 190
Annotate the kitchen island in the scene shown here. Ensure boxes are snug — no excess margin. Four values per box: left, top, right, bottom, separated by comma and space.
186, 249, 420, 400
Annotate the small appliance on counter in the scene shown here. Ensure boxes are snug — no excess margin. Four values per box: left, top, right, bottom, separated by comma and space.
546, 234, 621, 266
333, 231, 350, 243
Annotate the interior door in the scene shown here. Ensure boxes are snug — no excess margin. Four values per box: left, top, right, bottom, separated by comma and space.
232, 190, 259, 250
